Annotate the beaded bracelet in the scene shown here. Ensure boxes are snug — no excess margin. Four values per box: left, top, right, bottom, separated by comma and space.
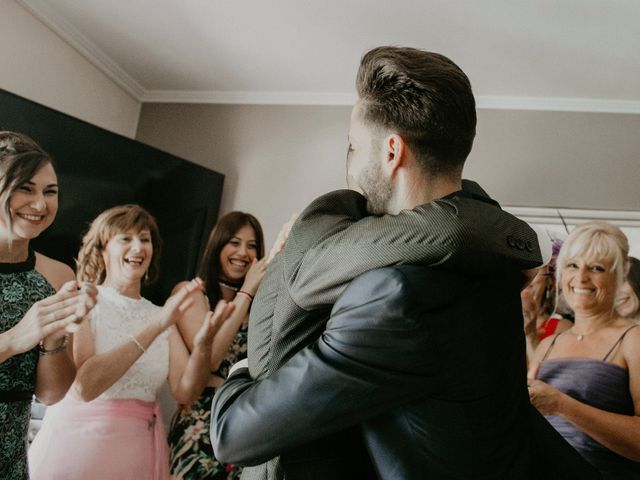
39, 335, 68, 356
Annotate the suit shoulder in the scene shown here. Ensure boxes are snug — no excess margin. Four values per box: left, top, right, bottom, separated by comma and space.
297, 189, 367, 221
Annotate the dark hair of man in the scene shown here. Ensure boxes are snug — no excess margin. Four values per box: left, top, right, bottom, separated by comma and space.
0, 131, 55, 234
355, 46, 477, 176
198, 211, 265, 306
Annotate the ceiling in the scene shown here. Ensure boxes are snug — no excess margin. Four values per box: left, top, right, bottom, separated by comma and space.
18, 0, 640, 112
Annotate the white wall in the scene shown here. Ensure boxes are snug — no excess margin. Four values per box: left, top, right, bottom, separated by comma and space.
136, 104, 350, 245
0, 1, 140, 138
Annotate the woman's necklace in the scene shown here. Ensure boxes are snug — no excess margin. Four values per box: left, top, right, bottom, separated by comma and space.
218, 279, 241, 292
568, 322, 610, 341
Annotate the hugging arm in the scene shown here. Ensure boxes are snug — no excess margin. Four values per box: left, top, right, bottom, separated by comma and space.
286, 181, 540, 310
211, 268, 434, 465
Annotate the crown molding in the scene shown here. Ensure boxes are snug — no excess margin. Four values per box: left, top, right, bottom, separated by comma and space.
141, 90, 357, 105
141, 91, 640, 113
17, 0, 145, 100
504, 206, 640, 229
17, 0, 640, 113
477, 96, 640, 114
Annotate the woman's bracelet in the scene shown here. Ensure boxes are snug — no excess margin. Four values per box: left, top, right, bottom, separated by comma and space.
129, 335, 146, 354
39, 335, 68, 356
236, 290, 254, 302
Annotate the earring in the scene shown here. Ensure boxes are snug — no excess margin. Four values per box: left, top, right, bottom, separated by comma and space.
144, 270, 150, 282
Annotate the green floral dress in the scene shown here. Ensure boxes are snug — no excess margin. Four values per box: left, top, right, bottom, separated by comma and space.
0, 250, 55, 480
168, 324, 248, 480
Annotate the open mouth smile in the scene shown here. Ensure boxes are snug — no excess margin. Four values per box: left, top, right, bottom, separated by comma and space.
124, 257, 145, 266
229, 259, 249, 268
17, 213, 45, 224
572, 287, 595, 294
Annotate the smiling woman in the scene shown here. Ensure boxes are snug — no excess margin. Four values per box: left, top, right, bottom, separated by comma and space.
528, 221, 640, 478
27, 204, 235, 480
0, 131, 97, 480
168, 211, 266, 480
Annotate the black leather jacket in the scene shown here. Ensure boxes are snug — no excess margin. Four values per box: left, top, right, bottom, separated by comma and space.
212, 265, 601, 480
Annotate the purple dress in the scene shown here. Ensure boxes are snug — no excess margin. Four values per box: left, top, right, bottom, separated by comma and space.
538, 326, 640, 479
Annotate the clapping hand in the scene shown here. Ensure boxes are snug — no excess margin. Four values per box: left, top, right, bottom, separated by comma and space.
193, 300, 236, 350
266, 213, 298, 263
156, 278, 204, 331
240, 257, 268, 298
11, 280, 98, 354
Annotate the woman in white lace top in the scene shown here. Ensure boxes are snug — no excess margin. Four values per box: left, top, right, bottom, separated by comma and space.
28, 205, 234, 480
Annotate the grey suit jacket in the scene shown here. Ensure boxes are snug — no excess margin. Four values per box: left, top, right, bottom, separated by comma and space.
241, 182, 542, 479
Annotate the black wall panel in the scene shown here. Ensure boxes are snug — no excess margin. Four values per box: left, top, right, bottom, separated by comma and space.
0, 89, 224, 304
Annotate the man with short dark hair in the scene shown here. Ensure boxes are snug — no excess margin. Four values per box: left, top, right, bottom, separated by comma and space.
211, 47, 599, 479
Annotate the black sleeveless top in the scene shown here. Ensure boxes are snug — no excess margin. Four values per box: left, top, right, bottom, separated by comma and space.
538, 325, 640, 479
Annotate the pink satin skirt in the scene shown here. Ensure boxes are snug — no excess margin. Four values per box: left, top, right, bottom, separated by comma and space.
28, 395, 170, 480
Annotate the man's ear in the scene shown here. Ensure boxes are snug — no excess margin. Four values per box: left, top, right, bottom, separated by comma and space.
384, 133, 407, 176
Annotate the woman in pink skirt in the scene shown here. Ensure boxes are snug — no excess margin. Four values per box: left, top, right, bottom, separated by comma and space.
28, 205, 234, 480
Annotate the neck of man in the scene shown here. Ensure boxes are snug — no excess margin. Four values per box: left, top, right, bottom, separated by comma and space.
387, 167, 462, 213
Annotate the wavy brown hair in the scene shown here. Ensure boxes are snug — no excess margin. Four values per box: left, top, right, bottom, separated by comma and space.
198, 211, 264, 306
76, 204, 162, 285
0, 131, 55, 236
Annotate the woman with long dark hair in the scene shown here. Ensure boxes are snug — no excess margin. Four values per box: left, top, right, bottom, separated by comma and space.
168, 211, 267, 479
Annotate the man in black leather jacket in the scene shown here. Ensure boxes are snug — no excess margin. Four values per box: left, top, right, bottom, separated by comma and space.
211, 47, 600, 479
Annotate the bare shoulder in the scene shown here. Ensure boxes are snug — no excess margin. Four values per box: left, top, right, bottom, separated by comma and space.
621, 322, 640, 358
171, 281, 208, 309
556, 319, 573, 334
34, 252, 75, 291
531, 334, 556, 364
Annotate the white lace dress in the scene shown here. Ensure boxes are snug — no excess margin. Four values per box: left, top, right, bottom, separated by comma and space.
91, 285, 169, 401
28, 286, 172, 480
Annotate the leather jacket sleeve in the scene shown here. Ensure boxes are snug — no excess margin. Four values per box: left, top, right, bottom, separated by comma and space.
211, 267, 437, 465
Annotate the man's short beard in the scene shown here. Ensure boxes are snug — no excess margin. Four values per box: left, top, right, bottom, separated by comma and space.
360, 158, 392, 215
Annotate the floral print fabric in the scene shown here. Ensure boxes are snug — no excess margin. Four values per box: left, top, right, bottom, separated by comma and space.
168, 326, 247, 479
0, 261, 55, 480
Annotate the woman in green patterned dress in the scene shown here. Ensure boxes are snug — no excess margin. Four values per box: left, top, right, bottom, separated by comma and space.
0, 131, 97, 480
168, 211, 267, 479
